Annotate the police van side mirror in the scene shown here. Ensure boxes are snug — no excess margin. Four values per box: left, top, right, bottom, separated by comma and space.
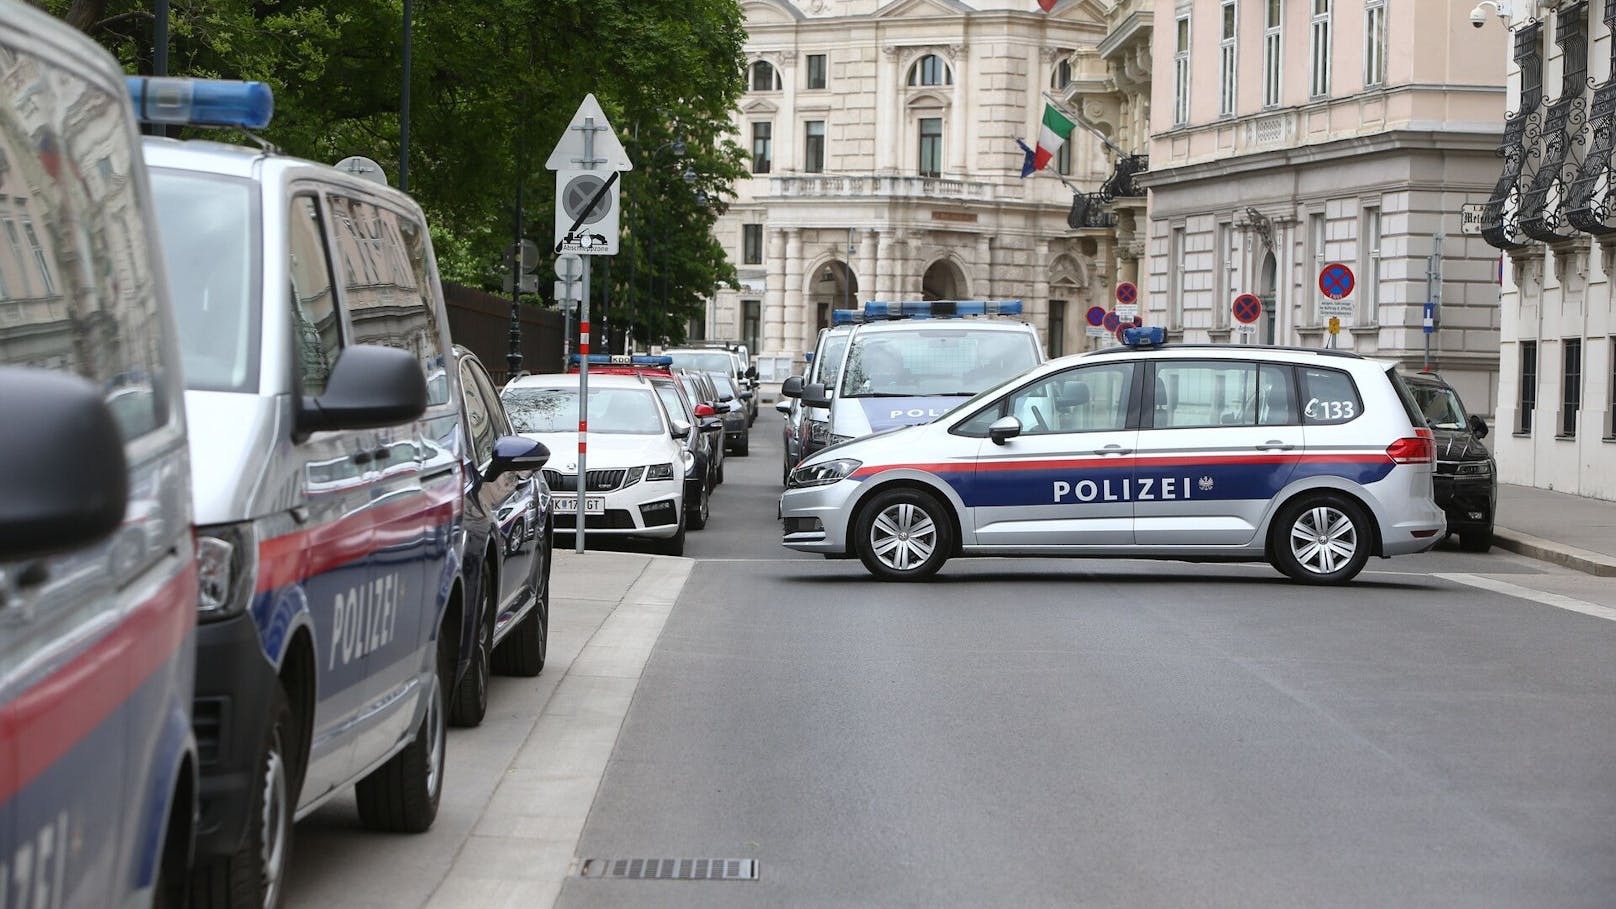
781, 376, 804, 398
774, 399, 792, 414
298, 344, 427, 434
0, 368, 129, 561
1467, 413, 1489, 439
988, 415, 1022, 446
802, 382, 831, 408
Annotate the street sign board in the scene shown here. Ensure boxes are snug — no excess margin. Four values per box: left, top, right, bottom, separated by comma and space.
554, 169, 620, 255
1319, 298, 1354, 317
555, 253, 584, 282
1115, 282, 1137, 306
554, 280, 581, 302
1327, 316, 1341, 335
1102, 310, 1121, 332
505, 239, 542, 272
1085, 305, 1106, 327
336, 155, 388, 185
1115, 302, 1138, 320
1460, 202, 1486, 235
1319, 263, 1355, 300
1232, 293, 1261, 325
1234, 322, 1258, 336
544, 94, 634, 172
1423, 301, 1437, 333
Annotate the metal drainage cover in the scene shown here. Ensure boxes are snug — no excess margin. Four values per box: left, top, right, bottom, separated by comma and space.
579, 858, 759, 881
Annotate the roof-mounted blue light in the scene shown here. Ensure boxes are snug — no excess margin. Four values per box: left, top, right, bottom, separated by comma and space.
567, 353, 674, 367
127, 77, 274, 130
803, 351, 815, 363
832, 300, 1024, 325
1122, 326, 1165, 347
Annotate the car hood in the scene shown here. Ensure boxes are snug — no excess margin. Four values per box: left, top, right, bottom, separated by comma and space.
517, 431, 676, 470
1432, 428, 1491, 463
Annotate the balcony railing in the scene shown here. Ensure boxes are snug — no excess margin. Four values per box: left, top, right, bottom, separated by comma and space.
1068, 192, 1116, 229
765, 173, 995, 201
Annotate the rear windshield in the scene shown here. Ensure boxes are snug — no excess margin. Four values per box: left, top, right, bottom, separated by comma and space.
149, 168, 261, 393
502, 386, 665, 435
842, 328, 1041, 398
666, 351, 734, 375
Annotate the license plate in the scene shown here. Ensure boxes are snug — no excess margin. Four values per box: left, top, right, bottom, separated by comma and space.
554, 495, 604, 514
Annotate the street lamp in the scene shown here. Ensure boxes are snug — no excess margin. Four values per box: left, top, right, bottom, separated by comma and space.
843, 227, 859, 311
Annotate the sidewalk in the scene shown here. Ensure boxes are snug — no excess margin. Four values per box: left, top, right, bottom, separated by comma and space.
1494, 483, 1616, 576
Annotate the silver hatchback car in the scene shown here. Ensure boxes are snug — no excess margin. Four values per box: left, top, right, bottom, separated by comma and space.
781, 333, 1445, 585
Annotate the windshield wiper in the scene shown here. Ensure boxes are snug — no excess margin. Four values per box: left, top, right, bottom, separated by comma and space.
850, 391, 922, 398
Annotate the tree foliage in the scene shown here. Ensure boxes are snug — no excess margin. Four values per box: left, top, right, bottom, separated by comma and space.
38, 0, 748, 346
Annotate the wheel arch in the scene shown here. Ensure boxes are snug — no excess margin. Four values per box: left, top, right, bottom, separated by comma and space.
1261, 483, 1384, 561
277, 626, 317, 796
844, 473, 966, 556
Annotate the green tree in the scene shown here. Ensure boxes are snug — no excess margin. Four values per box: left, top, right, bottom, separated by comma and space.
41, 0, 749, 346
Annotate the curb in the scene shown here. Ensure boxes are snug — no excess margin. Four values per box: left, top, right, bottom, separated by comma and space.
1492, 527, 1616, 577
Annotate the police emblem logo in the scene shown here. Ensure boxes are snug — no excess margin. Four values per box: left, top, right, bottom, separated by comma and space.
1198, 476, 1215, 492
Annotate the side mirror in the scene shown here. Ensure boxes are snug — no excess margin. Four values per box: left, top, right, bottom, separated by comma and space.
747, 365, 758, 379
781, 376, 804, 398
719, 393, 734, 403
0, 368, 129, 560
670, 418, 692, 439
297, 345, 427, 434
700, 418, 725, 432
988, 414, 1022, 446
1467, 413, 1489, 439
740, 390, 754, 401
774, 399, 793, 414
486, 435, 549, 481
802, 382, 831, 408
693, 402, 716, 418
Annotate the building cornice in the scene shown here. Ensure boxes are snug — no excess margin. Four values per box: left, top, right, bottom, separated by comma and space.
1138, 129, 1507, 188
1097, 9, 1150, 60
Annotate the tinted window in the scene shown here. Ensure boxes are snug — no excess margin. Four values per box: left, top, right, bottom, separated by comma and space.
1301, 367, 1362, 424
460, 359, 496, 464
1408, 382, 1469, 431
329, 194, 447, 405
287, 195, 340, 395
149, 170, 260, 393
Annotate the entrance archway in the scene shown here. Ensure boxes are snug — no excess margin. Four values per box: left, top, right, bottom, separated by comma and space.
922, 258, 967, 301
812, 260, 858, 329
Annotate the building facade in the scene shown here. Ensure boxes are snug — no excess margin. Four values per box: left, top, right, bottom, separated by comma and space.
712, 0, 1142, 382
1486, 0, 1616, 498
1140, 0, 1506, 414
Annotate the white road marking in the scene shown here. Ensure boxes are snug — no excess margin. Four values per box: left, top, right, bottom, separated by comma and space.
1436, 572, 1616, 623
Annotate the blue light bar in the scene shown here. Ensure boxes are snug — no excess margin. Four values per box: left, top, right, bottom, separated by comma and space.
1122, 326, 1165, 347
568, 354, 674, 367
832, 300, 1024, 325
804, 351, 815, 363
126, 77, 274, 129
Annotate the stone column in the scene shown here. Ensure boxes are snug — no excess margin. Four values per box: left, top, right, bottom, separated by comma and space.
872, 230, 889, 301
949, 45, 968, 174
784, 229, 805, 361
778, 55, 798, 174
860, 229, 879, 304
877, 47, 901, 173
975, 234, 992, 299
763, 228, 787, 356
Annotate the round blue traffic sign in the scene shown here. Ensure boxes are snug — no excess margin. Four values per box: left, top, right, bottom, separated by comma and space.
1319, 263, 1355, 300
1232, 293, 1262, 325
1086, 305, 1107, 327
1103, 311, 1121, 332
1115, 282, 1138, 305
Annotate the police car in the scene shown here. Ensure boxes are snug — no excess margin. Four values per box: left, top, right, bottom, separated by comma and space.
502, 372, 694, 555
1, 6, 199, 904
782, 327, 1445, 584
783, 301, 1045, 449
779, 323, 854, 483
140, 79, 465, 903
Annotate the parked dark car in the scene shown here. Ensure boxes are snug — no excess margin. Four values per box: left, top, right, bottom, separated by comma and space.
709, 371, 752, 456
1405, 370, 1496, 552
677, 369, 728, 483
649, 373, 724, 530
449, 346, 555, 727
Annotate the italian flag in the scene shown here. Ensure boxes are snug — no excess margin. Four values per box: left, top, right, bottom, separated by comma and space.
1033, 103, 1075, 172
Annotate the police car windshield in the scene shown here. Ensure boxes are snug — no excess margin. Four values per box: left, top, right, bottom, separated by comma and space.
1410, 382, 1469, 431
149, 169, 260, 393
841, 328, 1040, 399
502, 386, 666, 435
812, 334, 850, 387
666, 351, 734, 374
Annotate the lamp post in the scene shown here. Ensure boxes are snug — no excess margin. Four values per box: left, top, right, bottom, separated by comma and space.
843, 227, 858, 311
400, 0, 412, 192
627, 137, 685, 353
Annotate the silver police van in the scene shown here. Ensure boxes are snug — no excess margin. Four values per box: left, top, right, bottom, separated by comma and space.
137, 79, 463, 904
0, 5, 199, 904
782, 328, 1444, 584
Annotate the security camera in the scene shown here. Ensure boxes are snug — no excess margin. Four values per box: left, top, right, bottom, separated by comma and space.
1471, 5, 1487, 27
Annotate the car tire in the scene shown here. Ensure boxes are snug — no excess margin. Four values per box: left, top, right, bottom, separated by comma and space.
735, 432, 750, 457
716, 459, 725, 484
688, 482, 710, 530
854, 487, 953, 581
782, 457, 792, 485
1459, 525, 1493, 553
449, 571, 494, 728
189, 683, 296, 909
657, 516, 687, 557
355, 634, 447, 833
1270, 494, 1372, 585
494, 540, 548, 677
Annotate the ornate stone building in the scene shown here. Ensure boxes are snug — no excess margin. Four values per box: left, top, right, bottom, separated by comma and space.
1141, 0, 1506, 414
710, 0, 1142, 382
1485, 0, 1616, 497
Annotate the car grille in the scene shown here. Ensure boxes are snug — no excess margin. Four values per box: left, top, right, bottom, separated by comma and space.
543, 468, 641, 492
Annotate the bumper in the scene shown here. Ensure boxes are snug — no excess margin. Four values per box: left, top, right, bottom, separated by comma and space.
780, 480, 862, 553
192, 610, 278, 860
553, 481, 683, 538
1434, 474, 1496, 531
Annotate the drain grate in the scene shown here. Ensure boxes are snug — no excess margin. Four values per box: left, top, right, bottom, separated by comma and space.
578, 858, 759, 881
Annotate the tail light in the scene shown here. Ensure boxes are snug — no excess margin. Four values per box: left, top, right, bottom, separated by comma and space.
1386, 428, 1434, 465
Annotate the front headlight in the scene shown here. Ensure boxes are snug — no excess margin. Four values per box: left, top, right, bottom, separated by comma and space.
1455, 460, 1494, 476
807, 420, 831, 444
788, 457, 862, 488
646, 462, 676, 481
197, 522, 258, 621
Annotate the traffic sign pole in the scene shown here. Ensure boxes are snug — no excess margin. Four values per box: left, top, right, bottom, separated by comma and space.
576, 257, 590, 554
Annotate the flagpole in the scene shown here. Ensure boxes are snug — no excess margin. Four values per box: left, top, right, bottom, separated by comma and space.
1042, 90, 1130, 158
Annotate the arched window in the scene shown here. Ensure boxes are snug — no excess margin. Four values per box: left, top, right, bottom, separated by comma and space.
907, 54, 952, 87
1051, 59, 1072, 89
749, 60, 781, 92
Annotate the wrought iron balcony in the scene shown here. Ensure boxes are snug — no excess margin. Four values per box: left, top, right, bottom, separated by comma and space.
1098, 154, 1148, 201
1068, 192, 1116, 230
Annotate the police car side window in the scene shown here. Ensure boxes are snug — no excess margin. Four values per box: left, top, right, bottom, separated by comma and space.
1301, 367, 1362, 424
329, 195, 448, 406
289, 195, 340, 395
976, 363, 1133, 436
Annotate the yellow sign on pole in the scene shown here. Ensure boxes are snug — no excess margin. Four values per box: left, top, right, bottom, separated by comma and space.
1327, 316, 1341, 335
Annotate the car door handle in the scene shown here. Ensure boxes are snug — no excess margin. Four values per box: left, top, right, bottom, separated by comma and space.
352, 449, 374, 465
1256, 441, 1295, 451
372, 446, 391, 461
1094, 444, 1132, 456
